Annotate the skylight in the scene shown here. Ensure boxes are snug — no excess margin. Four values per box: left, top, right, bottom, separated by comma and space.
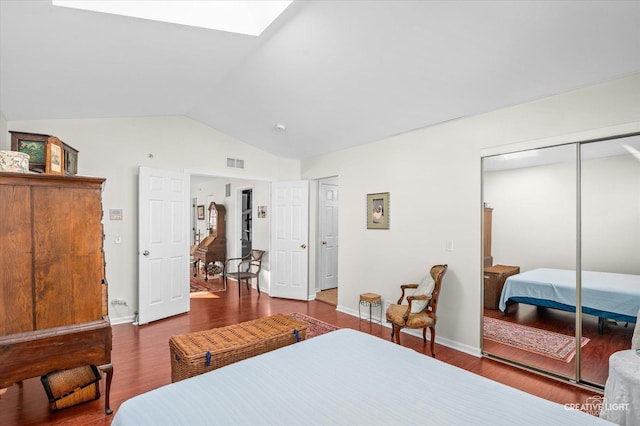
52, 1, 293, 36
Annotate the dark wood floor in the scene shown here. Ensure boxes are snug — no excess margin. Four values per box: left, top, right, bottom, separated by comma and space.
1, 279, 605, 425
484, 303, 633, 386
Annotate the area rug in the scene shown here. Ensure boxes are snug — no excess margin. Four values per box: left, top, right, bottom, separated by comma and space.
287, 313, 339, 339
483, 317, 589, 362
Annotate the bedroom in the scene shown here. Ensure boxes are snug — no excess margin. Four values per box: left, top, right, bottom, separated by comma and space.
1, 1, 639, 424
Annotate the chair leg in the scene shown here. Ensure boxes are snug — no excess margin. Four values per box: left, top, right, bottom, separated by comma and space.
390, 324, 394, 340
429, 326, 436, 357
422, 328, 427, 343
256, 277, 260, 294
393, 325, 401, 344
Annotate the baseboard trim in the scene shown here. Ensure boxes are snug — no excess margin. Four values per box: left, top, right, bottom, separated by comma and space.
336, 304, 481, 358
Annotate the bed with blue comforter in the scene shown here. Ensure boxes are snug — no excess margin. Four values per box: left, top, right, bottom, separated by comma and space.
499, 268, 640, 330
112, 328, 608, 425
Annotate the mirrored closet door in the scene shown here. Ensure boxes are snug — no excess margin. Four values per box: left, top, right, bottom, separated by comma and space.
481, 134, 640, 387
579, 136, 640, 386
482, 144, 578, 380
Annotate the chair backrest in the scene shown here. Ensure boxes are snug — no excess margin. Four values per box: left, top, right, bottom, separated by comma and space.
248, 250, 265, 273
427, 264, 448, 315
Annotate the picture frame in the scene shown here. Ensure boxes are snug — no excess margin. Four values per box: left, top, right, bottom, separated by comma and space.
10, 131, 50, 173
367, 192, 390, 229
257, 206, 267, 218
45, 137, 64, 175
197, 205, 205, 220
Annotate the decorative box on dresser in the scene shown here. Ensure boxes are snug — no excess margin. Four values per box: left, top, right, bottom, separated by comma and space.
0, 172, 113, 414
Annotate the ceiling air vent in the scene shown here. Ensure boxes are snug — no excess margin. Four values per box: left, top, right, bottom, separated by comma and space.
226, 158, 244, 169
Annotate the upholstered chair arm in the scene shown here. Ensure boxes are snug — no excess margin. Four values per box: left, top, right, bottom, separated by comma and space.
397, 283, 418, 304
406, 294, 433, 319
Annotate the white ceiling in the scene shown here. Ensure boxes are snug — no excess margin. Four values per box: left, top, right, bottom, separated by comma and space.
1, 1, 639, 160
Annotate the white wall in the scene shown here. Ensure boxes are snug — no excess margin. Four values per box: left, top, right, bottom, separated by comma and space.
485, 153, 640, 274
301, 73, 640, 355
0, 112, 7, 150
3, 116, 299, 323
484, 160, 577, 271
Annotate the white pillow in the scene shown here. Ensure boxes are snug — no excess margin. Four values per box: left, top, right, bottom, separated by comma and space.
410, 275, 435, 313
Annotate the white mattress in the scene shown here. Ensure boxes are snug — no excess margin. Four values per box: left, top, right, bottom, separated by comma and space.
498, 268, 640, 320
112, 328, 608, 425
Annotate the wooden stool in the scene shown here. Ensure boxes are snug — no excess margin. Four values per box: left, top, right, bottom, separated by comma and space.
359, 293, 382, 323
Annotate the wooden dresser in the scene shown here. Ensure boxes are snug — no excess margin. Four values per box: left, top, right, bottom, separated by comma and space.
0, 172, 113, 414
483, 264, 520, 310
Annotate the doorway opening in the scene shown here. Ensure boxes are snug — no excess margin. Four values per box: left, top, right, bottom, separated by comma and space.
240, 188, 252, 258
316, 178, 339, 306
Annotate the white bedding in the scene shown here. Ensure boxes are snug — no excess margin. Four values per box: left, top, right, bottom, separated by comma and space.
112, 328, 608, 425
498, 268, 640, 321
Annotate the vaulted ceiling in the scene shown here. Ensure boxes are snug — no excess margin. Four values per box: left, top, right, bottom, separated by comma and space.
1, 1, 639, 160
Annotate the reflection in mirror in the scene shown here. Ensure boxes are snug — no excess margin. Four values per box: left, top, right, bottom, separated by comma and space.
482, 135, 640, 388
482, 144, 578, 380
579, 135, 640, 387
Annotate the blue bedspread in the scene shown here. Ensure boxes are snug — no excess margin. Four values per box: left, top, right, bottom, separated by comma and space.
112, 328, 607, 425
499, 268, 640, 322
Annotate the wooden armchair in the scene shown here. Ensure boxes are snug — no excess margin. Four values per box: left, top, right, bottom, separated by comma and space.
385, 264, 448, 356
224, 250, 265, 297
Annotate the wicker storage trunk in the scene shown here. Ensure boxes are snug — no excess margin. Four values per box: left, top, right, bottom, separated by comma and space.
169, 313, 308, 382
40, 365, 101, 410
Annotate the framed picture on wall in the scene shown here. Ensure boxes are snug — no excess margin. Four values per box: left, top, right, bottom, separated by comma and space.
367, 192, 390, 229
197, 205, 205, 220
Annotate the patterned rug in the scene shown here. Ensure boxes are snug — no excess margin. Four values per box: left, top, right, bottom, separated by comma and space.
288, 313, 339, 339
484, 317, 589, 362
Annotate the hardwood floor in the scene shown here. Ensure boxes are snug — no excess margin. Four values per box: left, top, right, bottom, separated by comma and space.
483, 304, 633, 386
0, 281, 605, 425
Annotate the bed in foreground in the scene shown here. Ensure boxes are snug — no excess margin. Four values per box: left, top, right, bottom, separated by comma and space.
499, 268, 640, 332
112, 328, 607, 425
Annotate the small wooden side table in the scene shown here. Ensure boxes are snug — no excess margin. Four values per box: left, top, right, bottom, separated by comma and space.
483, 264, 520, 310
359, 293, 382, 323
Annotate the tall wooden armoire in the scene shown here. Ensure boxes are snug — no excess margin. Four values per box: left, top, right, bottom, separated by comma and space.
0, 172, 113, 414
193, 202, 226, 281
483, 207, 493, 267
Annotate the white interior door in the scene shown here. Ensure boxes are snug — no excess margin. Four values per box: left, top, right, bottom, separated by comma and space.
138, 166, 190, 324
270, 180, 309, 300
319, 182, 339, 290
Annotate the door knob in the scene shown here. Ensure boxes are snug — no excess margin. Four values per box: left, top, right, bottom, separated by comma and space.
322, 241, 327, 245
300, 244, 307, 249
143, 250, 150, 256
